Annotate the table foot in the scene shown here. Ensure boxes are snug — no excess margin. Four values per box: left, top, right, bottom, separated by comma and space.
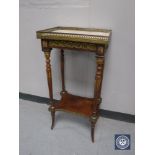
90, 115, 97, 143
51, 107, 55, 130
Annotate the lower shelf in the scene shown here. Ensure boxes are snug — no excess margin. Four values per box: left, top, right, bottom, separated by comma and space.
51, 92, 96, 117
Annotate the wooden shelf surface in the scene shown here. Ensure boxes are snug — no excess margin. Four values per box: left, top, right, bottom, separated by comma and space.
51, 93, 96, 117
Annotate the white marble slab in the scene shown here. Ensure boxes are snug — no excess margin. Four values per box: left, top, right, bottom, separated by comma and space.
53, 29, 110, 37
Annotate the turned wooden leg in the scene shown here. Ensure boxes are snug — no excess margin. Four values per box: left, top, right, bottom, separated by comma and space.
91, 46, 105, 142
43, 47, 56, 129
60, 49, 67, 95
90, 115, 97, 143
94, 47, 105, 99
44, 49, 53, 102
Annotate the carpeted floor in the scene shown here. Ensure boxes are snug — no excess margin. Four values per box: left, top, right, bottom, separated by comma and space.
19, 99, 135, 155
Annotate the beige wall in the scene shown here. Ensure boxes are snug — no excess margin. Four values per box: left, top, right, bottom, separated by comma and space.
19, 0, 135, 114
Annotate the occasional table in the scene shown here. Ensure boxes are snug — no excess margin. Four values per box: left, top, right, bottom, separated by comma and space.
36, 27, 111, 142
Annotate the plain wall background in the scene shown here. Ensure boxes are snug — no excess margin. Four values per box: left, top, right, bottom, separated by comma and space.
19, 0, 135, 114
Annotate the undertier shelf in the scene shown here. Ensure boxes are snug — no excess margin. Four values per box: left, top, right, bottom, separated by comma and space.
51, 93, 96, 117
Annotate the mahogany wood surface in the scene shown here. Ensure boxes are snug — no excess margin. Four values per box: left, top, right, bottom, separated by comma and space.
53, 92, 96, 117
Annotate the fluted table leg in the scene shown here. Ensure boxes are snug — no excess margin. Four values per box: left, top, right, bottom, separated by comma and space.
60, 49, 67, 95
44, 49, 55, 129
90, 46, 105, 142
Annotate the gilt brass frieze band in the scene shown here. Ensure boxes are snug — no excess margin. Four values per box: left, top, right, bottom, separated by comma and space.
48, 40, 97, 51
